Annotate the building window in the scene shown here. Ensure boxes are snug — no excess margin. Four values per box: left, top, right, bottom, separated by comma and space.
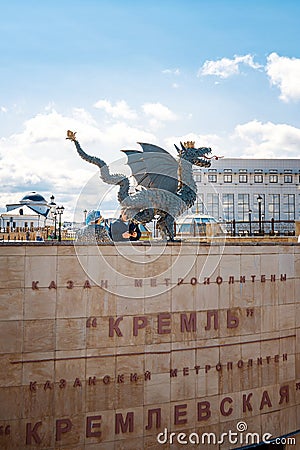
268, 194, 280, 220
24, 222, 28, 228
222, 194, 234, 221
193, 194, 205, 214
207, 169, 217, 183
223, 174, 232, 183
254, 174, 263, 183
239, 174, 248, 183
284, 174, 293, 183
269, 174, 278, 183
194, 172, 201, 182
238, 194, 249, 221
206, 193, 219, 219
283, 194, 295, 220
208, 174, 217, 183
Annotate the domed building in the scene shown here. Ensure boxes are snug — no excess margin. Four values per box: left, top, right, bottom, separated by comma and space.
1, 191, 55, 232
7, 191, 50, 216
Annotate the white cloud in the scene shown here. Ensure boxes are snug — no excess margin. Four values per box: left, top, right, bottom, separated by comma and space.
93, 99, 137, 120
45, 102, 55, 111
231, 120, 300, 158
99, 122, 156, 147
0, 114, 93, 220
8, 109, 102, 146
198, 54, 262, 78
2, 103, 299, 220
142, 102, 178, 130
165, 122, 300, 160
1, 106, 7, 113
162, 68, 180, 75
0, 107, 156, 219
266, 53, 300, 102
164, 133, 222, 156
172, 83, 179, 89
72, 108, 98, 126
142, 102, 177, 121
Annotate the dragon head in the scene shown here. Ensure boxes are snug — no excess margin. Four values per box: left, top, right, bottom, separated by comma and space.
175, 141, 213, 167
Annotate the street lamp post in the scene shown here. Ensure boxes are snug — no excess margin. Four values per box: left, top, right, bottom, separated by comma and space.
49, 195, 57, 239
53, 213, 57, 239
257, 195, 262, 235
248, 209, 252, 236
262, 214, 265, 235
57, 206, 65, 242
84, 209, 87, 224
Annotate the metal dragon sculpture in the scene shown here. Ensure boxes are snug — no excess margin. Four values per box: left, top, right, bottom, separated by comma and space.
67, 130, 217, 240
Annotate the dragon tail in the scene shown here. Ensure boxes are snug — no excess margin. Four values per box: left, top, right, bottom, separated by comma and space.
72, 139, 130, 203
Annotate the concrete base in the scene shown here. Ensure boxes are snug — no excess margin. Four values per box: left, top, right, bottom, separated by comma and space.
0, 241, 299, 449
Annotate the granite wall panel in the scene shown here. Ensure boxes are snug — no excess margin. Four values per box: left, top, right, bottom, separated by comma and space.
0, 242, 298, 449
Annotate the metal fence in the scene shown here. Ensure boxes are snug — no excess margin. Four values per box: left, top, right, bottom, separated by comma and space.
223, 219, 295, 237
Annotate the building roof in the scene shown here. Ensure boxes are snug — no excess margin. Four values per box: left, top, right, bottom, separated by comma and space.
21, 192, 47, 203
2, 205, 43, 217
5, 191, 50, 217
199, 158, 300, 174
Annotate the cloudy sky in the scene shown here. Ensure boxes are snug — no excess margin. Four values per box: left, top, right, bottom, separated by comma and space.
1, 0, 300, 219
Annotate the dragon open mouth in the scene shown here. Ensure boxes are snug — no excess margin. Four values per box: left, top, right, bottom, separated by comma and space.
195, 157, 212, 167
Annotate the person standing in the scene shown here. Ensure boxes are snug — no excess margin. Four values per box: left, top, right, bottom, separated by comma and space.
110, 209, 140, 242
129, 220, 141, 241
76, 210, 111, 243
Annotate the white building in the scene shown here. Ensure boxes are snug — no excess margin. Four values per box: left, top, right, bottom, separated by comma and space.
1, 192, 55, 231
193, 158, 300, 224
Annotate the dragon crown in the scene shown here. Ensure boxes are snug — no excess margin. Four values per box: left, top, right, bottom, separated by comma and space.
183, 141, 195, 148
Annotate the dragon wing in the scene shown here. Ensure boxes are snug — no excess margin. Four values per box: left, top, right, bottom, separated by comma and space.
122, 143, 179, 193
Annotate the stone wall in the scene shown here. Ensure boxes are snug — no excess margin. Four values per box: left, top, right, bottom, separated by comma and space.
0, 242, 299, 449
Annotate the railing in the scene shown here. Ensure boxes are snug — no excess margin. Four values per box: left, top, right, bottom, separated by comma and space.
0, 229, 68, 242
223, 219, 295, 237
